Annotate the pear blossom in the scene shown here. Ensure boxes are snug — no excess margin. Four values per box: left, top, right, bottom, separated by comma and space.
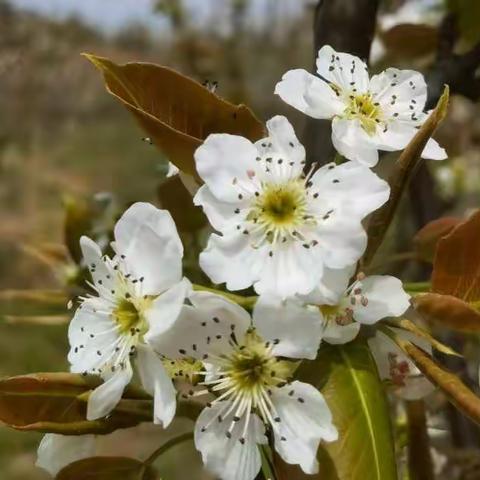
368, 328, 435, 399
68, 202, 190, 427
255, 266, 411, 351
152, 290, 337, 480
194, 115, 390, 298
275, 45, 447, 166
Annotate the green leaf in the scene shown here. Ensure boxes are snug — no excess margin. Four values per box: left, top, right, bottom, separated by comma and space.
299, 339, 397, 480
83, 54, 265, 178
362, 86, 449, 268
56, 457, 158, 480
0, 373, 152, 435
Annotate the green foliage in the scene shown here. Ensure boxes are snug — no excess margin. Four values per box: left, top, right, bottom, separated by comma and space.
299, 339, 397, 480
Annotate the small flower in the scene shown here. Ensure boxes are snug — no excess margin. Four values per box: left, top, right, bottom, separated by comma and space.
194, 115, 390, 298
257, 266, 411, 351
152, 291, 337, 480
311, 268, 411, 345
275, 45, 447, 166
68, 202, 190, 426
368, 328, 434, 399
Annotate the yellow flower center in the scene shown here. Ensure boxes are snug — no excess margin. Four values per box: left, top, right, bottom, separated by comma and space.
248, 180, 312, 243
114, 298, 148, 336
223, 331, 294, 393
344, 93, 382, 135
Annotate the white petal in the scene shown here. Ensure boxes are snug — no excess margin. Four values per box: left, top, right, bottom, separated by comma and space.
80, 236, 114, 290
370, 68, 427, 112
265, 115, 306, 166
253, 296, 322, 360
199, 232, 265, 292
36, 434, 96, 476
368, 329, 434, 400
331, 118, 379, 166
315, 216, 367, 270
316, 45, 370, 92
194, 403, 266, 480
86, 364, 133, 420
422, 137, 447, 160
144, 277, 190, 344
68, 304, 118, 374
194, 185, 240, 232
194, 133, 258, 202
272, 381, 338, 474
350, 275, 410, 325
373, 121, 417, 152
114, 203, 183, 295
136, 345, 176, 427
302, 266, 353, 305
150, 290, 251, 360
275, 69, 344, 119
253, 242, 324, 298
322, 321, 361, 345
310, 161, 390, 220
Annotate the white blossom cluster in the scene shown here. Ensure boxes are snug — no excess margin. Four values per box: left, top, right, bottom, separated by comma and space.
38, 46, 442, 480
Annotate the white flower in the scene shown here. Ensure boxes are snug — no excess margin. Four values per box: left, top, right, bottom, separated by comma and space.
368, 328, 435, 399
309, 267, 411, 345
152, 291, 337, 480
194, 115, 390, 298
68, 202, 190, 427
257, 266, 411, 350
275, 45, 447, 166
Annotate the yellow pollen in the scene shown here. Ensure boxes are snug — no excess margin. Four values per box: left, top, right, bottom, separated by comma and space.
248, 180, 311, 241
344, 93, 382, 135
113, 299, 147, 335
224, 331, 294, 392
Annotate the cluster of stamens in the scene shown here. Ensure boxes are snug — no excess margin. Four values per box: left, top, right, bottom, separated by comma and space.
192, 329, 299, 444
72, 254, 150, 376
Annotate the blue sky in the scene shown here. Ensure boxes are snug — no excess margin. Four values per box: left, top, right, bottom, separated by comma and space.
9, 0, 307, 33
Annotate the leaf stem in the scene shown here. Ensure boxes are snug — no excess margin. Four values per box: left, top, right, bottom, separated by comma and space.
144, 432, 193, 466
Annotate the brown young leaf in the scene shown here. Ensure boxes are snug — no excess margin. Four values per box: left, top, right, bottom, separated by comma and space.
56, 457, 157, 480
0, 373, 151, 435
432, 209, 480, 301
83, 54, 265, 178
157, 176, 206, 232
383, 330, 480, 425
413, 216, 461, 263
414, 293, 480, 333
362, 86, 449, 267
